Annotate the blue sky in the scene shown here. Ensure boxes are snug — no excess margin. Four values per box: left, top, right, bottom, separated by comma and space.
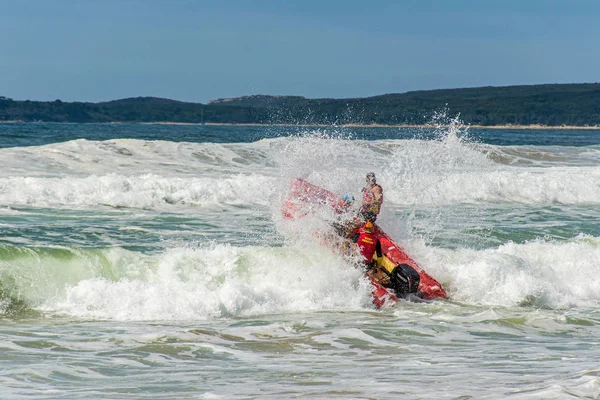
1, 0, 599, 103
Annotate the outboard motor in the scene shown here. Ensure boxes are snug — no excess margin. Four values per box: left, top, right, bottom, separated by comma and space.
390, 263, 421, 298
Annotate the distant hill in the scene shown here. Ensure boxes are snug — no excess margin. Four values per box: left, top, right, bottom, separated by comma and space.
1, 83, 600, 126
209, 94, 311, 108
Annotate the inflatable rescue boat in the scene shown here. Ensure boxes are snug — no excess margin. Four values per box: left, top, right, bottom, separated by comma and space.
282, 178, 448, 307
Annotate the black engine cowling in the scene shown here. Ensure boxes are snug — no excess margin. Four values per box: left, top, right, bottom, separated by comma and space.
390, 263, 421, 297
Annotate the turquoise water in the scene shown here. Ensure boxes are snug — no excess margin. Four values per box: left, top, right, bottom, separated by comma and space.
1, 122, 600, 399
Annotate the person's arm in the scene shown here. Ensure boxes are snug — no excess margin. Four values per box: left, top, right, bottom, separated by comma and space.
371, 186, 383, 204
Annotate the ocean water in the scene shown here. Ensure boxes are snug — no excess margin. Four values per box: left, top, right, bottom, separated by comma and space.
1, 122, 600, 399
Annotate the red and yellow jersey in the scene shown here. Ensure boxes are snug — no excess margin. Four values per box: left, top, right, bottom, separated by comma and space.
357, 230, 377, 263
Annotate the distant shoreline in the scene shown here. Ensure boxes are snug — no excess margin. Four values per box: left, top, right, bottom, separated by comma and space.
1, 120, 600, 130
3, 83, 600, 128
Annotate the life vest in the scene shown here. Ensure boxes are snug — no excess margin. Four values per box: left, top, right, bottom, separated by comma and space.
357, 229, 377, 264
361, 184, 383, 214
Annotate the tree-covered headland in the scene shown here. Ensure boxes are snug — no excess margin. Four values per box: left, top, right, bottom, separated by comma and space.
1, 83, 599, 126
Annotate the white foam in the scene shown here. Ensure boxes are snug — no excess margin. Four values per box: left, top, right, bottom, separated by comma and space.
386, 166, 600, 205
2, 136, 600, 209
44, 243, 369, 320
0, 138, 278, 177
2, 230, 597, 320
0, 173, 273, 209
423, 234, 600, 308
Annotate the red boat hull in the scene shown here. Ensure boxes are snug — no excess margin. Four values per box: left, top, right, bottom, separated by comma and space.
283, 178, 448, 306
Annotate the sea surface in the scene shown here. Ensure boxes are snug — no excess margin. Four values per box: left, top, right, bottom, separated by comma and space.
1, 122, 600, 399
